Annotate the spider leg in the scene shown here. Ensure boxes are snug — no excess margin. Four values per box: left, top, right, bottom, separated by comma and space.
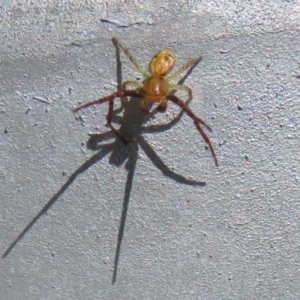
167, 57, 202, 105
74, 90, 141, 143
107, 95, 127, 143
112, 37, 148, 79
117, 81, 143, 110
139, 99, 151, 115
140, 97, 169, 115
169, 84, 192, 105
167, 57, 202, 81
156, 98, 167, 112
167, 94, 218, 166
123, 80, 143, 90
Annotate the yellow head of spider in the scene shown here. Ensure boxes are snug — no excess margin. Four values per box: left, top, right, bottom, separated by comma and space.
148, 49, 175, 77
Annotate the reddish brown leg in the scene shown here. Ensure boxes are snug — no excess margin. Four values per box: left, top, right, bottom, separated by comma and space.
140, 98, 167, 115
139, 99, 150, 115
167, 94, 218, 166
156, 98, 167, 113
107, 96, 127, 143
74, 90, 141, 143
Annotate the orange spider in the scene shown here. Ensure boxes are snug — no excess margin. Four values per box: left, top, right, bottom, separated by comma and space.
74, 37, 218, 166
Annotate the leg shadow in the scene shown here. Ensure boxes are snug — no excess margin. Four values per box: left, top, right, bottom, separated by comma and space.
2, 144, 114, 258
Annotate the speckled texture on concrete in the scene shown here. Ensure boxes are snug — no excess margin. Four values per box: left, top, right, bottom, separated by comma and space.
1, 1, 300, 299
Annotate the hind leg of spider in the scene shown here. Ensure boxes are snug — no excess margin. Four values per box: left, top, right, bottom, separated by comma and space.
167, 94, 218, 166
112, 37, 148, 79
156, 98, 167, 112
139, 97, 168, 115
139, 99, 151, 115
106, 97, 128, 144
73, 90, 141, 143
169, 84, 193, 105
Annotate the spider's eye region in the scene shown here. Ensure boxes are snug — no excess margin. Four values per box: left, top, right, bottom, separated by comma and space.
148, 49, 175, 77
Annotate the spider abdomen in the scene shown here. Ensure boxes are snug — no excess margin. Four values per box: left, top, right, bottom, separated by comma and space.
148, 49, 175, 76
142, 76, 170, 102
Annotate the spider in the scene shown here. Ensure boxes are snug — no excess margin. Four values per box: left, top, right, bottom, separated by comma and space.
74, 37, 218, 166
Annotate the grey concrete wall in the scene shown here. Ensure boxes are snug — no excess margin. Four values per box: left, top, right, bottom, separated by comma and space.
1, 1, 300, 299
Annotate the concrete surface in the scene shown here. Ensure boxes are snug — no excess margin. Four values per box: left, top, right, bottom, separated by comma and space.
1, 1, 300, 299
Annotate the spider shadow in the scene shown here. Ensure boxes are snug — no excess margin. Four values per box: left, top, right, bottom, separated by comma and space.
85, 95, 206, 284
2, 40, 205, 285
86, 42, 205, 284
